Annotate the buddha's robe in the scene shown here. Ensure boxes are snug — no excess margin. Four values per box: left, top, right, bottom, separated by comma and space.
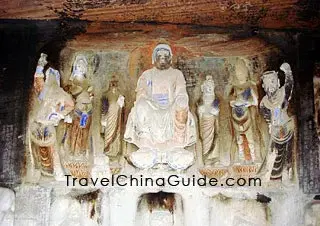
124, 66, 196, 149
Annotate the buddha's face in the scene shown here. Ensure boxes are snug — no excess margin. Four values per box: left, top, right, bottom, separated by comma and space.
155, 49, 171, 70
262, 74, 280, 97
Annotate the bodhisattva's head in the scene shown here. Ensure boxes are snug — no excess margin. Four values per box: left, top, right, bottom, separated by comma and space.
202, 75, 215, 99
152, 44, 172, 70
261, 71, 280, 98
235, 59, 249, 84
69, 55, 89, 95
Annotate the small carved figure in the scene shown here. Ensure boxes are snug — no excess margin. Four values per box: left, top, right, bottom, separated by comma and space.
225, 59, 260, 165
260, 62, 294, 180
0, 187, 15, 226
29, 54, 74, 177
124, 44, 196, 170
198, 75, 220, 166
49, 193, 99, 226
101, 79, 125, 167
64, 55, 93, 158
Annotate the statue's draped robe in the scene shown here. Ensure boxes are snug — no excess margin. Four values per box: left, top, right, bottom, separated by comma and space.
101, 90, 122, 160
228, 82, 265, 163
65, 91, 92, 157
198, 98, 219, 165
125, 67, 196, 149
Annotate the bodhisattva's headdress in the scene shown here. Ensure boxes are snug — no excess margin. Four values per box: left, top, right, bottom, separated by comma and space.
261, 70, 278, 80
45, 68, 61, 86
152, 44, 173, 65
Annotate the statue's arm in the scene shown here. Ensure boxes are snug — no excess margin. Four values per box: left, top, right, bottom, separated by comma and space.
260, 100, 271, 130
248, 85, 259, 106
280, 63, 294, 102
34, 53, 48, 95
136, 72, 150, 101
174, 71, 189, 109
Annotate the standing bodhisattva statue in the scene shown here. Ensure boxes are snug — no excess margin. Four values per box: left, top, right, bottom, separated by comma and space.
124, 44, 196, 170
198, 75, 220, 166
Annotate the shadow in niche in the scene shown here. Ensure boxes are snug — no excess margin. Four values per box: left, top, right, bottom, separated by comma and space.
135, 192, 184, 226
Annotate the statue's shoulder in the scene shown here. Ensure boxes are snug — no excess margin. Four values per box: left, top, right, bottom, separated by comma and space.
260, 95, 268, 107
171, 67, 183, 74
139, 68, 154, 80
170, 68, 184, 79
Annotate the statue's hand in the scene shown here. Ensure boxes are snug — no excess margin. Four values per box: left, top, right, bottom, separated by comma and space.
117, 95, 125, 108
101, 119, 107, 127
230, 100, 250, 108
280, 63, 291, 74
38, 53, 48, 67
209, 107, 219, 116
145, 99, 159, 110
64, 115, 72, 124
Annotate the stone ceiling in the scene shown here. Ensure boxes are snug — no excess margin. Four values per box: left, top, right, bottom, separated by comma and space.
0, 0, 319, 30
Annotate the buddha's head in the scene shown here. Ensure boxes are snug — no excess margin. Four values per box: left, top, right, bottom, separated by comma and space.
152, 44, 172, 70
261, 70, 280, 97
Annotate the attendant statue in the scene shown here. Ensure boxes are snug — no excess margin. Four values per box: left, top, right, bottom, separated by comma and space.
260, 62, 294, 180
225, 59, 261, 164
64, 55, 93, 159
124, 44, 196, 170
197, 75, 220, 166
101, 79, 125, 168
29, 54, 74, 178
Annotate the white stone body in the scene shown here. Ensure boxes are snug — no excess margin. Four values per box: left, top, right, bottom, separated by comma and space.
125, 66, 196, 169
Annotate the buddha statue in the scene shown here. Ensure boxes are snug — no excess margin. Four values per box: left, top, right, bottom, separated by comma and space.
124, 44, 196, 170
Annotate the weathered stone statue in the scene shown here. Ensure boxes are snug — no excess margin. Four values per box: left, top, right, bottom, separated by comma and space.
64, 55, 93, 158
49, 193, 99, 226
101, 79, 125, 168
124, 44, 196, 170
225, 59, 260, 165
260, 62, 294, 180
197, 75, 220, 166
29, 54, 74, 178
0, 187, 15, 226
